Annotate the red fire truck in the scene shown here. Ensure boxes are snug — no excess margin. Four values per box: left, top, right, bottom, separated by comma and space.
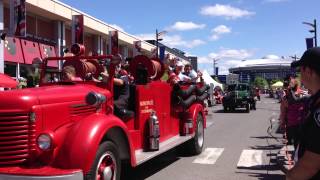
0, 44, 208, 180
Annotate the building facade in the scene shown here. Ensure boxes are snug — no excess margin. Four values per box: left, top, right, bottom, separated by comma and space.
0, 0, 184, 81
188, 56, 198, 71
229, 63, 294, 84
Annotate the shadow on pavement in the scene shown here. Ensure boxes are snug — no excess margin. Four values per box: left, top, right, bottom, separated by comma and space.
250, 136, 278, 139
249, 144, 283, 150
121, 149, 180, 180
236, 171, 285, 180
214, 109, 249, 113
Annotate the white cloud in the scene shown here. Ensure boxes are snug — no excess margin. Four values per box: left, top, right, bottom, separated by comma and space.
212, 25, 232, 34
135, 33, 206, 49
197, 48, 255, 75
162, 35, 206, 48
108, 24, 125, 32
200, 4, 255, 19
210, 25, 232, 40
168, 21, 206, 31
135, 33, 155, 40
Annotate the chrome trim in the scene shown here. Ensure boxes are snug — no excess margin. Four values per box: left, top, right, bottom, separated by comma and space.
0, 172, 83, 180
135, 135, 193, 166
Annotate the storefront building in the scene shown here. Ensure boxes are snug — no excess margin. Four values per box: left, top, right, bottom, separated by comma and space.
0, 0, 185, 82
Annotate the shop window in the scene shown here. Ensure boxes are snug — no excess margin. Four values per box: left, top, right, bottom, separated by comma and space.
37, 18, 54, 40
4, 8, 9, 30
65, 28, 72, 49
27, 15, 36, 36
4, 63, 17, 78
20, 64, 40, 87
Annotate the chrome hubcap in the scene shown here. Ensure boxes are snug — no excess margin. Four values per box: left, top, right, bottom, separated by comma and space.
103, 167, 112, 180
197, 120, 204, 148
96, 152, 116, 180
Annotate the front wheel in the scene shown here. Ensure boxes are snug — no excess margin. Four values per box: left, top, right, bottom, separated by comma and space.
85, 141, 121, 180
186, 113, 204, 155
245, 103, 250, 113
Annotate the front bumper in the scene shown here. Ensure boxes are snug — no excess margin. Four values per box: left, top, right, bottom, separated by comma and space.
0, 166, 83, 180
0, 172, 83, 180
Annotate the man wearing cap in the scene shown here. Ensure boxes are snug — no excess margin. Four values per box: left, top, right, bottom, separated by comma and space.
286, 47, 320, 180
175, 61, 191, 82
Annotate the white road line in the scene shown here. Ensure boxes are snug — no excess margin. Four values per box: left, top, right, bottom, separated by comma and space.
193, 148, 224, 165
206, 121, 214, 128
237, 149, 264, 168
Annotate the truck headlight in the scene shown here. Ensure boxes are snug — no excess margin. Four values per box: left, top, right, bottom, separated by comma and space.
86, 91, 106, 107
37, 134, 52, 151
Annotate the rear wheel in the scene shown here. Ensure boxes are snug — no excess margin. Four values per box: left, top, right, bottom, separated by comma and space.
223, 106, 229, 112
245, 103, 250, 113
85, 141, 121, 180
186, 113, 204, 155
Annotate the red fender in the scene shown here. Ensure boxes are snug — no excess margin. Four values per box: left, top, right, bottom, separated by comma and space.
189, 103, 206, 130
53, 113, 135, 173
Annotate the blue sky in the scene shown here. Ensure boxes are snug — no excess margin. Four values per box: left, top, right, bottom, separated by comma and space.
60, 0, 320, 74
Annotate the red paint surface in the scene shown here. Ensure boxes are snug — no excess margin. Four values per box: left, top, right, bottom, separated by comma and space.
4, 37, 24, 63
20, 39, 41, 64
0, 54, 206, 176
39, 43, 57, 67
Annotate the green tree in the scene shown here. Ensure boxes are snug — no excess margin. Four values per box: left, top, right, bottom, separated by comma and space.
253, 76, 268, 89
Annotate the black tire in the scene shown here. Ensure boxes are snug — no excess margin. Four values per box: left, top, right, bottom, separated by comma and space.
186, 114, 204, 155
245, 103, 250, 113
85, 141, 121, 180
223, 106, 228, 113
252, 102, 256, 110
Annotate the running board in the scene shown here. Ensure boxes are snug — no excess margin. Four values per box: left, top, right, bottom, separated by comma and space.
135, 135, 193, 166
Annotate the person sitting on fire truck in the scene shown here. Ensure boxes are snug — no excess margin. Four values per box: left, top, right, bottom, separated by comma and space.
98, 64, 132, 118
62, 66, 82, 81
175, 61, 192, 82
183, 64, 202, 83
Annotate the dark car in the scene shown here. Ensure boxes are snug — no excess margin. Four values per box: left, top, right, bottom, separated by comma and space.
222, 83, 256, 113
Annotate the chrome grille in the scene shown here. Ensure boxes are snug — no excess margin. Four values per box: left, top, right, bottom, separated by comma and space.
0, 112, 32, 165
70, 104, 96, 116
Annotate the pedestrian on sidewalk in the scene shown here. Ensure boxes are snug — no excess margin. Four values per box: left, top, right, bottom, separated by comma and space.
280, 77, 305, 150
286, 47, 320, 180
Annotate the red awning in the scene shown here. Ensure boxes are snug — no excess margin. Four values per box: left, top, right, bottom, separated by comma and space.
0, 73, 17, 88
20, 39, 42, 64
4, 37, 24, 63
39, 43, 58, 67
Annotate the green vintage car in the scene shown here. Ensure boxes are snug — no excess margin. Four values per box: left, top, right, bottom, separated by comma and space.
222, 83, 256, 113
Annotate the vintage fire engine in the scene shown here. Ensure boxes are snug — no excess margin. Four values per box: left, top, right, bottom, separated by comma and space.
0, 44, 208, 180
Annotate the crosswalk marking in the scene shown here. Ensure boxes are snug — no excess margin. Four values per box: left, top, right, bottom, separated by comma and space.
237, 149, 264, 168
193, 148, 224, 165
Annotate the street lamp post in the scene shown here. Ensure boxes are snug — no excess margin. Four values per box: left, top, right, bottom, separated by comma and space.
213, 58, 219, 76
303, 19, 317, 47
156, 29, 167, 58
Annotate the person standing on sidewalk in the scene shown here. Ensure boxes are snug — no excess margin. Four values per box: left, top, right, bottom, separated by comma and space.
286, 47, 320, 180
280, 77, 305, 150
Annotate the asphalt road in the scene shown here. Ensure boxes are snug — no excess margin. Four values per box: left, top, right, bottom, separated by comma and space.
122, 95, 285, 180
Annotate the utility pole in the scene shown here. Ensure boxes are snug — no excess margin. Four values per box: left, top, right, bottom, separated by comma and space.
156, 29, 159, 58
303, 19, 317, 47
213, 58, 219, 76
